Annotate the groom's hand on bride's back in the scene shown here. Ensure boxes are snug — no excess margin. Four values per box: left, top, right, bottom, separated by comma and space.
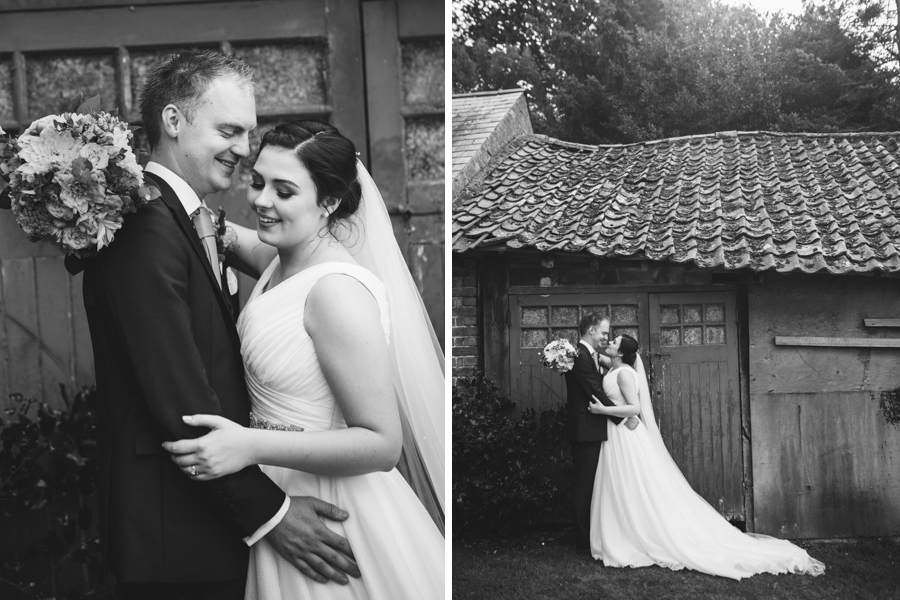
266, 496, 361, 585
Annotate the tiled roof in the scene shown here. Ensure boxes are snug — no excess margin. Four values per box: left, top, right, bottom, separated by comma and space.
452, 89, 532, 197
452, 131, 900, 274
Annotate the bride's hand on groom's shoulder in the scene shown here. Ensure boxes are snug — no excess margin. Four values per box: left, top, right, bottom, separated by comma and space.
162, 414, 252, 480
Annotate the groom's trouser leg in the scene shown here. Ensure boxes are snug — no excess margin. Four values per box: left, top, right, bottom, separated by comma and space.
118, 577, 246, 600
571, 441, 602, 545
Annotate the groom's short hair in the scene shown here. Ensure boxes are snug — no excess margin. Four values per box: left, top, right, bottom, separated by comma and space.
579, 313, 609, 336
140, 48, 254, 149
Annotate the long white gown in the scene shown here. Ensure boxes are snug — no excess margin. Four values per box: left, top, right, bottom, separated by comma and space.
590, 366, 824, 580
239, 259, 444, 600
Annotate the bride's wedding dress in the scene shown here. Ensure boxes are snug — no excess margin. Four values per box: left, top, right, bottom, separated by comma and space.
239, 258, 443, 600
590, 365, 824, 580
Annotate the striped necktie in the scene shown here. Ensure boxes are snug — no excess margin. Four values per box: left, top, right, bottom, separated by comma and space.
191, 206, 221, 290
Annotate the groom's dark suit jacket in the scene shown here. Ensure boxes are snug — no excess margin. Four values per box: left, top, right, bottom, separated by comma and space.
565, 345, 622, 442
80, 172, 285, 583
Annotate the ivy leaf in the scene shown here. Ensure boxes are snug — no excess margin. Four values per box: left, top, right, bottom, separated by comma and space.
76, 94, 103, 115
66, 92, 85, 113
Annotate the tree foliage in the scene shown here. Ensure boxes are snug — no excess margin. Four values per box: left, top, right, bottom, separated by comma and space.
453, 0, 900, 143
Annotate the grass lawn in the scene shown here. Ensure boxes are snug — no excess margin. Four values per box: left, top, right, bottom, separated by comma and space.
453, 527, 900, 600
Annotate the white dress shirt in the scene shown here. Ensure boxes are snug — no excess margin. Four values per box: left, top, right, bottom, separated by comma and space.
144, 161, 290, 545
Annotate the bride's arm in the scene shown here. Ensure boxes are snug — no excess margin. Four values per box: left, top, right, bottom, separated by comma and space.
588, 370, 641, 417
224, 220, 277, 278
596, 353, 612, 370
162, 274, 401, 479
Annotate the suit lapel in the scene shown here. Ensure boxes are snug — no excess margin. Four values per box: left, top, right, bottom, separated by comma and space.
146, 172, 240, 348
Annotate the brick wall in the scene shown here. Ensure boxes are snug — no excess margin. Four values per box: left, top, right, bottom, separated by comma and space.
451, 255, 480, 383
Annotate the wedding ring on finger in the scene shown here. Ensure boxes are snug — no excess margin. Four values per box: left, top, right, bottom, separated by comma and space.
190, 465, 198, 477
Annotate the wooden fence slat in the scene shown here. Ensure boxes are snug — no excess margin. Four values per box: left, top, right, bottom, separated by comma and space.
688, 362, 701, 492
409, 242, 444, 348
35, 256, 73, 406
2, 258, 41, 397
0, 260, 7, 400
70, 272, 94, 388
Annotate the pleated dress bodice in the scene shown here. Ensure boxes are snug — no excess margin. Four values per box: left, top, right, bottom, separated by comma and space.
237, 259, 390, 432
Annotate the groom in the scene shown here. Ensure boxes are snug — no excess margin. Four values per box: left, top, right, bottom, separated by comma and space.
565, 314, 638, 546
75, 50, 358, 599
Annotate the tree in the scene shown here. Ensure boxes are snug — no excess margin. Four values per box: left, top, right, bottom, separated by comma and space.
453, 0, 900, 143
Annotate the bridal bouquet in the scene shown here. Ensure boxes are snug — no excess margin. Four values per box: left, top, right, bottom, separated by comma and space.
540, 338, 577, 373
0, 103, 158, 258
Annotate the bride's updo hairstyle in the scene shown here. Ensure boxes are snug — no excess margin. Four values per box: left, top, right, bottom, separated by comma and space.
619, 334, 640, 367
258, 120, 362, 235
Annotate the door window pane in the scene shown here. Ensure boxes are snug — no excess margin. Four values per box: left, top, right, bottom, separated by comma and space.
582, 306, 608, 319
683, 304, 703, 324
705, 303, 725, 323
522, 329, 548, 348
614, 326, 638, 340
551, 306, 579, 326
684, 327, 703, 345
705, 325, 726, 345
552, 328, 578, 343
660, 305, 680, 324
612, 304, 638, 324
661, 327, 681, 346
522, 307, 548, 327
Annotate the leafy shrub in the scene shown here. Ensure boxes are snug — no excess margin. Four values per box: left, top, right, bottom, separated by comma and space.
452, 374, 571, 536
0, 386, 115, 600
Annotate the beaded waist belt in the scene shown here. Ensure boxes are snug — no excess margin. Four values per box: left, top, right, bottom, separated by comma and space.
249, 412, 305, 432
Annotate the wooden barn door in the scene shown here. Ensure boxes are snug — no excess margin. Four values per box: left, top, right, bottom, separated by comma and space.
648, 291, 744, 522
509, 292, 646, 413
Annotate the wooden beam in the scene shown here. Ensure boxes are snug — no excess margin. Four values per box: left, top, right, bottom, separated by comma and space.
12, 51, 26, 127
362, 0, 405, 206
775, 336, 900, 348
325, 0, 367, 165
115, 46, 131, 121
0, 1, 327, 52
864, 319, 900, 328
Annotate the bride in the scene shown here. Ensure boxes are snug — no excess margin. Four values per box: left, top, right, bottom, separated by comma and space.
587, 334, 824, 580
163, 121, 443, 599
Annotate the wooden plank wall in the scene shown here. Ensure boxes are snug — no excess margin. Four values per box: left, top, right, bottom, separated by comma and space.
0, 217, 92, 405
749, 273, 900, 538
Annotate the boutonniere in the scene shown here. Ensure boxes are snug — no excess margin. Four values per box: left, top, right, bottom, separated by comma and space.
214, 206, 237, 258
214, 206, 239, 296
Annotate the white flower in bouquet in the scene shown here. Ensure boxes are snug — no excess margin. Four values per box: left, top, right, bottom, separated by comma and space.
0, 104, 159, 257
540, 338, 578, 373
